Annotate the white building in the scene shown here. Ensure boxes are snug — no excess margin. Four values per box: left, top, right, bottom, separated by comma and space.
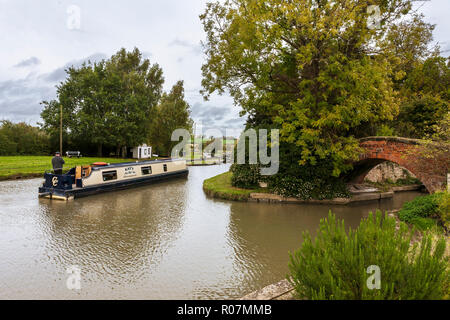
131, 144, 152, 159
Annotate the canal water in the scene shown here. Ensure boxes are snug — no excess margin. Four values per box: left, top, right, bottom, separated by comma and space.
0, 164, 422, 299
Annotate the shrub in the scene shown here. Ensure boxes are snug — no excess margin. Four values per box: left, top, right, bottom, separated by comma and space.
398, 193, 447, 231
267, 175, 350, 200
288, 211, 448, 300
230, 163, 261, 189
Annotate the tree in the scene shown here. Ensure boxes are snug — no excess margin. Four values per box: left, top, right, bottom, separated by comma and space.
41, 48, 164, 156
200, 0, 412, 177
395, 57, 450, 138
0, 120, 50, 155
378, 13, 449, 138
415, 112, 450, 164
148, 81, 193, 156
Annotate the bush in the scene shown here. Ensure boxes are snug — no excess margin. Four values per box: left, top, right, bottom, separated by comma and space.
230, 163, 261, 189
398, 193, 447, 231
267, 175, 350, 200
288, 211, 448, 300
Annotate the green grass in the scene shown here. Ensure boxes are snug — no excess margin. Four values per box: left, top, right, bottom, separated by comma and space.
0, 156, 151, 180
203, 171, 267, 201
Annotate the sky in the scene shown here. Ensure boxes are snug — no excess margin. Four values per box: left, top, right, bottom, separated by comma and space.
0, 0, 449, 137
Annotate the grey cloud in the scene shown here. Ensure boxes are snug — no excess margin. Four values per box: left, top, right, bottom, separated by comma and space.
191, 103, 228, 121
0, 53, 108, 124
169, 38, 203, 56
142, 51, 153, 60
0, 77, 55, 123
190, 101, 246, 136
14, 57, 41, 68
41, 52, 107, 83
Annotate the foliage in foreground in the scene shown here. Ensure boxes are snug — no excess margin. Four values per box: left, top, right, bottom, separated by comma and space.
288, 211, 448, 300
398, 192, 450, 231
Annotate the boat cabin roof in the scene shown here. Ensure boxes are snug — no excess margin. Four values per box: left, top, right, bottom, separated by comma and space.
90, 158, 183, 170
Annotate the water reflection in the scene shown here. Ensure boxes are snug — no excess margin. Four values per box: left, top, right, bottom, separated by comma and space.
0, 165, 424, 299
225, 192, 424, 294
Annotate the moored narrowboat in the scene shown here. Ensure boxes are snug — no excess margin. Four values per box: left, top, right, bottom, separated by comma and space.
38, 158, 188, 200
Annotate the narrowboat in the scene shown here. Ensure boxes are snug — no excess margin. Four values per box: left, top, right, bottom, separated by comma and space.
38, 158, 188, 200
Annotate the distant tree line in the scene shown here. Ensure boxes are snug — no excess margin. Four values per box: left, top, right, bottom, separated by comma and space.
0, 120, 50, 156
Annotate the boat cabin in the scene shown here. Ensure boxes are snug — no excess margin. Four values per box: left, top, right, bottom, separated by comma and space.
38, 158, 188, 200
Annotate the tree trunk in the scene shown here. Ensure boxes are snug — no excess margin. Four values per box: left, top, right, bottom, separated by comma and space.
116, 145, 121, 158
97, 143, 102, 157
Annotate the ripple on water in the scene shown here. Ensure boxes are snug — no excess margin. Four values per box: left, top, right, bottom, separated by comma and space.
0, 167, 424, 299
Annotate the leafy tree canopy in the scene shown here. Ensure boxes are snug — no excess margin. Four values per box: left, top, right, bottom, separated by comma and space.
148, 80, 193, 156
200, 0, 438, 176
41, 47, 164, 156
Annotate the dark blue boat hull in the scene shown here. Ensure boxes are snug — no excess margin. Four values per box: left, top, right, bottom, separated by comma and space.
38, 169, 189, 200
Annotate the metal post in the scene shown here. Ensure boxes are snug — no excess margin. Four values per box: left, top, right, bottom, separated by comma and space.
60, 104, 63, 155
192, 122, 196, 163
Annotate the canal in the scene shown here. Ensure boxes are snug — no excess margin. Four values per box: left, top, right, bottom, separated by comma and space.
0, 164, 423, 299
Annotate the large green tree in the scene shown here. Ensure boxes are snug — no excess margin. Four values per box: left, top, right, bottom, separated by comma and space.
395, 57, 450, 138
379, 13, 449, 138
148, 80, 193, 156
41, 48, 164, 156
200, 0, 419, 177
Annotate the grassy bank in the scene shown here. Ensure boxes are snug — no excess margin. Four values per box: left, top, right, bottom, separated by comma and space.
0, 156, 138, 180
203, 171, 267, 201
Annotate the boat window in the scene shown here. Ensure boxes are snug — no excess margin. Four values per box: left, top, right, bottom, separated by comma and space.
141, 166, 152, 175
163, 164, 168, 172
102, 170, 117, 181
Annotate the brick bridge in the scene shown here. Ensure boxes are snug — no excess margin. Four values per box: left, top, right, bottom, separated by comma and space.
346, 137, 448, 193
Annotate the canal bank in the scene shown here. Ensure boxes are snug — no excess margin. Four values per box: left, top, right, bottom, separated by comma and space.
203, 171, 425, 204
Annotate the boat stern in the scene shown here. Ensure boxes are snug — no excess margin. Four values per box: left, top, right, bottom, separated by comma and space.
38, 172, 75, 201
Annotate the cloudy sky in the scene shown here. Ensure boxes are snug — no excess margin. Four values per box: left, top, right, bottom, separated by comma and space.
0, 0, 449, 137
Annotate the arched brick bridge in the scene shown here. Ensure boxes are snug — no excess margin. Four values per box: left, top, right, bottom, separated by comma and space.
346, 137, 448, 193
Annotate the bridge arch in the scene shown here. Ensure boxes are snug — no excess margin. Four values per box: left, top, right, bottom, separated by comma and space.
346, 137, 448, 193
